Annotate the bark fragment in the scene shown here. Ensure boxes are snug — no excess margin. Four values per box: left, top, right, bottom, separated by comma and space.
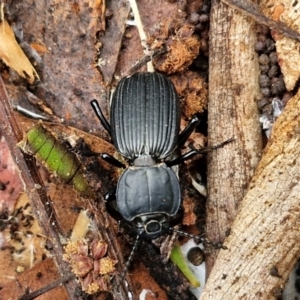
201, 68, 300, 300
206, 0, 262, 273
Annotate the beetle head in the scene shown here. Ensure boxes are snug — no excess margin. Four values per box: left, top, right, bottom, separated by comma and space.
133, 214, 170, 239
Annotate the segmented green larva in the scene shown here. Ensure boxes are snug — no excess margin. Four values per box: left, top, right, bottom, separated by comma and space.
18, 124, 94, 197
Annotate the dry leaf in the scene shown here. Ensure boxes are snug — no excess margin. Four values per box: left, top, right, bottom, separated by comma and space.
0, 20, 39, 84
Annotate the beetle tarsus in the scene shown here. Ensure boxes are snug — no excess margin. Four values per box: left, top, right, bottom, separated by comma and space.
166, 138, 234, 167
196, 138, 235, 154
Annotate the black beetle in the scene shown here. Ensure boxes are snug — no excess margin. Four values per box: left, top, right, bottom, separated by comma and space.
91, 72, 229, 240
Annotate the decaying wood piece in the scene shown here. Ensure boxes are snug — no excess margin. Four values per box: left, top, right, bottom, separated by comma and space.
260, 0, 300, 91
206, 0, 262, 273
221, 0, 300, 42
220, 0, 300, 91
201, 77, 300, 299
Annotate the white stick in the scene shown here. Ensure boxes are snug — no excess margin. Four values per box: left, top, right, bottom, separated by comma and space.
128, 0, 154, 72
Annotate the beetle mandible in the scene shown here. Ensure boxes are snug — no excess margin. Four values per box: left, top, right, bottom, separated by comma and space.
91, 72, 226, 240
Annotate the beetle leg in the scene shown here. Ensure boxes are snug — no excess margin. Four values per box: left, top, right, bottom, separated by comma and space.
100, 153, 126, 168
90, 99, 111, 136
167, 138, 234, 167
195, 138, 234, 154
166, 150, 198, 167
104, 187, 116, 202
169, 205, 184, 228
104, 188, 124, 220
177, 114, 201, 149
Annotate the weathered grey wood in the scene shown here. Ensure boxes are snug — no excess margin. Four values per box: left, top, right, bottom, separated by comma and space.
206, 0, 262, 273
201, 69, 300, 299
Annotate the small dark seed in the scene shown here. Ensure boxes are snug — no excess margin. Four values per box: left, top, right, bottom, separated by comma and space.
271, 77, 286, 95
262, 103, 273, 115
261, 87, 271, 97
199, 14, 209, 23
257, 98, 270, 109
189, 12, 199, 24
200, 4, 210, 13
259, 75, 271, 87
265, 39, 275, 53
258, 54, 270, 65
255, 41, 266, 52
259, 65, 270, 73
268, 65, 279, 78
269, 52, 278, 64
187, 247, 205, 266
195, 23, 204, 32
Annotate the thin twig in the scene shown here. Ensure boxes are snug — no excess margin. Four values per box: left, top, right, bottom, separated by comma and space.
222, 0, 300, 41
128, 0, 154, 72
126, 48, 167, 76
18, 274, 74, 300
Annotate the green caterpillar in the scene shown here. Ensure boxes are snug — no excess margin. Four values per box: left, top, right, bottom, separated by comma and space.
18, 124, 94, 197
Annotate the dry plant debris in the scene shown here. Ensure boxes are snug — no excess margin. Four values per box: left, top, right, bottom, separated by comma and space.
170, 70, 208, 117
0, 20, 39, 84
149, 19, 200, 74
63, 239, 117, 295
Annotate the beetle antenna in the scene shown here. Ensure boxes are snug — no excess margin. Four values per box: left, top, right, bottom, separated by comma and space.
170, 228, 227, 250
116, 234, 140, 290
